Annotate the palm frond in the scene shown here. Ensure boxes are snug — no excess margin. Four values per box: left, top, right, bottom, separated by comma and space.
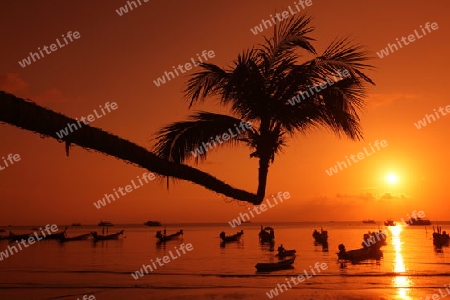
273, 14, 316, 54
153, 112, 252, 164
282, 76, 366, 139
184, 63, 229, 108
316, 79, 365, 140
315, 37, 376, 85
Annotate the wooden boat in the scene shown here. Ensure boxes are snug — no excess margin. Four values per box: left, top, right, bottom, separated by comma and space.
98, 220, 114, 227
321, 241, 329, 252
156, 229, 183, 242
259, 226, 275, 243
220, 230, 243, 243
408, 217, 431, 226
312, 228, 328, 245
59, 233, 91, 242
0, 232, 9, 240
362, 219, 376, 224
337, 244, 383, 261
360, 231, 387, 248
45, 227, 68, 240
255, 255, 296, 272
91, 230, 124, 241
384, 219, 396, 226
9, 232, 31, 241
144, 221, 162, 226
276, 249, 296, 259
433, 226, 449, 247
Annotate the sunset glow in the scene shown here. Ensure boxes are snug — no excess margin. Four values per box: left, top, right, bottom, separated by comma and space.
1, 1, 449, 299
386, 173, 399, 185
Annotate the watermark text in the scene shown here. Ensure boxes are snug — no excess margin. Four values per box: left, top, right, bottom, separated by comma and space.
229, 192, 290, 228
325, 140, 388, 176
131, 243, 193, 279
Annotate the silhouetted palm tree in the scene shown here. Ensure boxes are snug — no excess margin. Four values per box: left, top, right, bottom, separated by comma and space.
154, 14, 375, 199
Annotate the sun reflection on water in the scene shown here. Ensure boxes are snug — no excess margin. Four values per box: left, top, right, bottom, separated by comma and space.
389, 225, 413, 299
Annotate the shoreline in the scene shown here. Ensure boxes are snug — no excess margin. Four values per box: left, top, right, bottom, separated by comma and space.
0, 287, 439, 300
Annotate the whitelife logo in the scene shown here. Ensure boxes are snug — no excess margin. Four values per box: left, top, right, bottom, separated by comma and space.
131, 243, 193, 280
421, 285, 450, 300
266, 262, 328, 298
228, 192, 290, 228
360, 210, 427, 248
18, 31, 81, 68
190, 121, 252, 158
376, 22, 439, 58
93, 172, 156, 209
0, 224, 59, 261
55, 102, 118, 139
115, 0, 148, 16
0, 153, 21, 171
250, 0, 313, 35
325, 140, 388, 176
362, 231, 386, 248
414, 105, 450, 129
287, 69, 350, 106
77, 295, 96, 300
153, 50, 216, 87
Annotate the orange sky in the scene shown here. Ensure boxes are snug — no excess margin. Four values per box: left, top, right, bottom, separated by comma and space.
1, 0, 449, 225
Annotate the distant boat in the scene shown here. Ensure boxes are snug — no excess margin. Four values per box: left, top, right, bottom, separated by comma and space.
91, 230, 124, 241
144, 221, 162, 226
9, 232, 31, 241
312, 228, 328, 245
337, 231, 386, 262
362, 220, 376, 224
433, 226, 449, 247
59, 233, 91, 242
408, 217, 431, 226
255, 255, 296, 272
155, 229, 183, 243
312, 228, 329, 251
276, 249, 296, 259
71, 223, 81, 226
384, 219, 396, 226
37, 227, 68, 240
98, 221, 114, 227
219, 230, 244, 243
0, 231, 9, 240
337, 244, 383, 262
259, 225, 275, 243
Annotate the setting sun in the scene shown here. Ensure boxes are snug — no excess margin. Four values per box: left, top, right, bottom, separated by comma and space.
386, 173, 399, 184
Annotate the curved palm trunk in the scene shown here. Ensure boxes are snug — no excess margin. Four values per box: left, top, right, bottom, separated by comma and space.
0, 91, 263, 205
